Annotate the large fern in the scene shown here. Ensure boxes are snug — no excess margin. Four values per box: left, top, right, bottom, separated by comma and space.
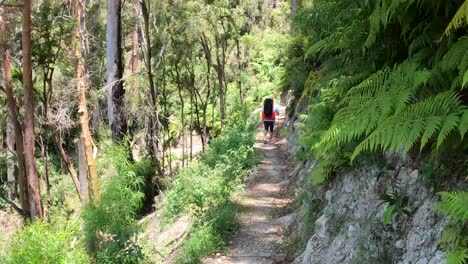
445, 0, 468, 36
291, 0, 468, 187
352, 91, 467, 160
319, 60, 431, 152
434, 192, 468, 223
433, 192, 468, 264
442, 36, 468, 89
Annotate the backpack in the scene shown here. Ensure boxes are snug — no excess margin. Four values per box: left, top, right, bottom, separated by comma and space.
264, 98, 273, 118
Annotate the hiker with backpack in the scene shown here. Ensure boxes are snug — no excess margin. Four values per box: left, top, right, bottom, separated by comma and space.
261, 98, 279, 143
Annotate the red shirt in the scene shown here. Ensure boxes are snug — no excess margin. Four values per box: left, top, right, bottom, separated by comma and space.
262, 111, 276, 121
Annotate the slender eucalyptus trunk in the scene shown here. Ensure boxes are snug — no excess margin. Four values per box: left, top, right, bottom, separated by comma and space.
190, 87, 193, 161
1, 16, 29, 215
141, 0, 161, 172
193, 88, 202, 151
199, 34, 212, 150
130, 0, 141, 98
236, 38, 243, 105
6, 121, 16, 199
74, 0, 100, 203
41, 69, 50, 208
291, 0, 297, 13
106, 0, 127, 141
175, 65, 185, 167
77, 138, 89, 202
23, 0, 44, 219
39, 135, 50, 208
214, 36, 225, 129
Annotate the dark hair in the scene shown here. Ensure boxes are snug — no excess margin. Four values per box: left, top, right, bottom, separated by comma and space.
264, 98, 273, 118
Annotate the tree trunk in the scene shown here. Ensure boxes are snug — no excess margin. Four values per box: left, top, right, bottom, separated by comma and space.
175, 65, 185, 168
236, 38, 243, 105
190, 88, 193, 161
39, 135, 50, 209
53, 134, 80, 198
199, 34, 212, 150
141, 0, 161, 171
41, 69, 51, 210
74, 0, 100, 203
106, 0, 127, 141
290, 0, 297, 34
214, 36, 225, 129
130, 0, 141, 98
77, 138, 89, 202
0, 16, 29, 216
22, 0, 44, 220
6, 121, 16, 199
193, 87, 202, 151
291, 0, 297, 13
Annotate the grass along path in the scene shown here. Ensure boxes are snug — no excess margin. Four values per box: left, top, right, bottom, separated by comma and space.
203, 105, 295, 264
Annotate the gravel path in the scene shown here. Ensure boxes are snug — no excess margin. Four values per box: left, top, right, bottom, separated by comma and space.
203, 106, 294, 264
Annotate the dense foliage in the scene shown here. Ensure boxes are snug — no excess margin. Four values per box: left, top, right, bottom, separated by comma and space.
82, 144, 147, 263
162, 109, 258, 263
0, 0, 288, 262
284, 0, 468, 261
287, 0, 468, 183
2, 220, 89, 264
2, 0, 467, 262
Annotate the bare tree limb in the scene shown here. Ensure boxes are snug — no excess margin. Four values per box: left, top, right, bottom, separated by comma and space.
0, 192, 28, 217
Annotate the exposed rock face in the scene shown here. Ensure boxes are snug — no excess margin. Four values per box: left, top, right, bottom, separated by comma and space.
282, 92, 447, 264
290, 164, 446, 264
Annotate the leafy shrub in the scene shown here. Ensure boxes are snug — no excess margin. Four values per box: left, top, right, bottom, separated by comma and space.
162, 109, 257, 223
3, 219, 89, 264
176, 203, 238, 264
82, 145, 145, 263
378, 191, 411, 225
161, 110, 258, 262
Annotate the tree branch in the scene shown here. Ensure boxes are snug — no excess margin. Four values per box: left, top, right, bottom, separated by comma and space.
0, 84, 6, 94
0, 192, 28, 217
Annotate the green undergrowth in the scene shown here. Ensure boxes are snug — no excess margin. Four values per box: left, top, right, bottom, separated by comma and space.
1, 218, 89, 264
1, 140, 154, 264
82, 143, 150, 263
433, 191, 468, 264
160, 109, 258, 263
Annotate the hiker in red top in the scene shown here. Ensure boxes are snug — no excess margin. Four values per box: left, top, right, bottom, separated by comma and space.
261, 98, 279, 143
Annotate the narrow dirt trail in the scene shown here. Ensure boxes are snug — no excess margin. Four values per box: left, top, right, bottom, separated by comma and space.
203, 106, 294, 264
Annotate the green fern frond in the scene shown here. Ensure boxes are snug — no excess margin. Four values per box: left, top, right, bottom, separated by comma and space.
445, 0, 468, 36
462, 70, 468, 88
437, 113, 460, 148
351, 91, 462, 160
305, 33, 342, 60
408, 22, 438, 56
452, 76, 463, 90
443, 37, 468, 72
439, 226, 463, 249
419, 116, 443, 150
446, 249, 468, 264
364, 2, 382, 51
434, 191, 468, 264
321, 61, 430, 152
434, 192, 468, 223
460, 110, 468, 139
